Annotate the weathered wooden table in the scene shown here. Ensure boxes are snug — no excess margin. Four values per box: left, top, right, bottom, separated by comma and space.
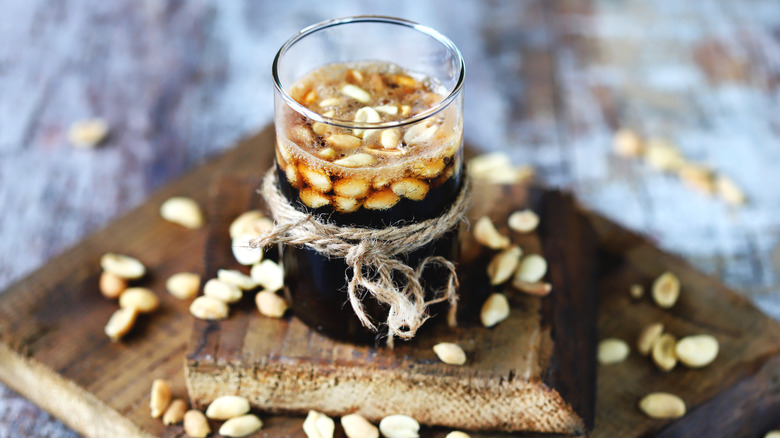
1, 0, 778, 436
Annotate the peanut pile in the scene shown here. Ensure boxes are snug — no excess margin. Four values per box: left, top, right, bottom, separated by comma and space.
276, 62, 464, 213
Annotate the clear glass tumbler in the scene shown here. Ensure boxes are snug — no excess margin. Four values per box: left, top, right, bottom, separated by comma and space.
272, 16, 465, 344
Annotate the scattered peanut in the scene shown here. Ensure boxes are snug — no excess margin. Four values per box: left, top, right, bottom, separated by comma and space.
480, 293, 510, 328
99, 272, 127, 299
166, 272, 201, 300
229, 210, 272, 239
630, 283, 644, 300
218, 269, 257, 290
678, 164, 715, 195
433, 342, 467, 365
150, 379, 171, 419
487, 245, 522, 285
716, 174, 747, 205
100, 253, 146, 280
652, 333, 678, 372
255, 291, 288, 318
597, 338, 630, 365
119, 287, 160, 313
613, 128, 643, 157
183, 410, 210, 438
507, 209, 540, 233
675, 334, 719, 368
160, 197, 205, 229
68, 118, 109, 148
341, 413, 379, 438
637, 322, 664, 356
765, 431, 780, 438
162, 399, 188, 425
379, 414, 420, 438
104, 307, 138, 341
639, 392, 686, 419
250, 260, 284, 292
446, 432, 471, 438
652, 272, 680, 308
514, 254, 548, 284
232, 234, 264, 266
205, 395, 250, 420
512, 280, 552, 296
219, 414, 263, 437
644, 139, 685, 171
204, 278, 243, 304
473, 216, 510, 249
303, 410, 335, 438
189, 296, 229, 320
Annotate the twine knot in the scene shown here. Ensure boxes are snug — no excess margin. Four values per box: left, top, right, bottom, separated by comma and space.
251, 169, 471, 341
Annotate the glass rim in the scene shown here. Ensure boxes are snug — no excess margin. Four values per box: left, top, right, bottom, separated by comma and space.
272, 15, 465, 130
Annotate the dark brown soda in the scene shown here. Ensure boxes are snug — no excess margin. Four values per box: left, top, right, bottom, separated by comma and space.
278, 163, 462, 345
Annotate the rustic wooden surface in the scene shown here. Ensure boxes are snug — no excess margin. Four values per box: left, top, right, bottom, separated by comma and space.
2, 0, 780, 436
185, 176, 597, 435
1, 127, 779, 438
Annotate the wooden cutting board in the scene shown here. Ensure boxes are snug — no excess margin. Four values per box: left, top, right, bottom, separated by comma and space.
1, 126, 779, 437
185, 175, 598, 435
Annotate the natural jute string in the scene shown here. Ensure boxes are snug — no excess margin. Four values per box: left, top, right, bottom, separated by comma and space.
250, 169, 471, 341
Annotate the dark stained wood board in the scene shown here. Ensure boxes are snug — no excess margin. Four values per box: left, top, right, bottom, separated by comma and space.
0, 127, 777, 437
184, 175, 598, 435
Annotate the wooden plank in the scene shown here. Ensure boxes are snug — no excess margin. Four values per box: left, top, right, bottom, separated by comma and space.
185, 176, 598, 435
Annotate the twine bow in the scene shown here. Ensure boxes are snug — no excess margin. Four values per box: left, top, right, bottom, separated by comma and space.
250, 169, 470, 340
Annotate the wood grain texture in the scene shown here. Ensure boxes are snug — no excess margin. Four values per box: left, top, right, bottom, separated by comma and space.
2, 0, 780, 435
185, 176, 597, 435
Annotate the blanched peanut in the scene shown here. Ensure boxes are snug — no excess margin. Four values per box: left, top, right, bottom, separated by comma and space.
637, 322, 664, 356
379, 414, 420, 438
219, 414, 263, 437
341, 84, 371, 103
363, 190, 400, 210
218, 269, 257, 290
300, 188, 331, 209
160, 197, 205, 229
229, 210, 273, 239
150, 379, 171, 419
341, 413, 379, 438
639, 392, 686, 419
189, 296, 229, 320
334, 153, 376, 168
630, 283, 644, 299
101, 253, 146, 280
433, 342, 467, 365
675, 334, 719, 368
514, 254, 548, 284
613, 128, 643, 157
255, 291, 288, 318
507, 209, 540, 233
303, 410, 335, 438
391, 178, 429, 201
481, 293, 510, 328
328, 134, 363, 150
166, 272, 201, 300
652, 333, 678, 372
104, 307, 138, 341
183, 410, 210, 437
232, 234, 264, 266
68, 118, 109, 148
204, 278, 243, 304
163, 399, 187, 425
99, 272, 127, 299
250, 260, 284, 292
652, 272, 680, 308
300, 165, 333, 192
473, 217, 510, 249
205, 395, 250, 420
333, 178, 370, 198
487, 246, 522, 285
597, 338, 630, 364
119, 288, 160, 313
